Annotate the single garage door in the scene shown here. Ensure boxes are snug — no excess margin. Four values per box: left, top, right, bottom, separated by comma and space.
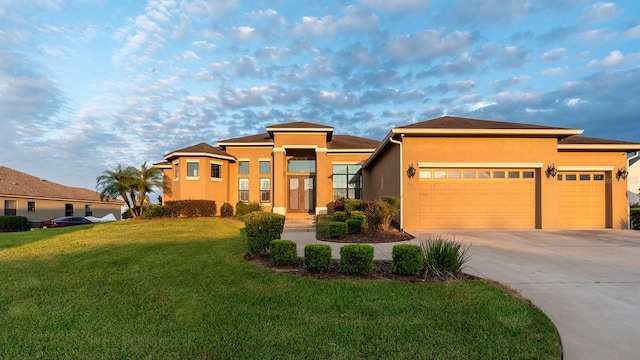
557, 172, 606, 228
419, 168, 537, 229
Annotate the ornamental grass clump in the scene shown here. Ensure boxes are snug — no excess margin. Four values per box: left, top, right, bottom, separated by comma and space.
422, 235, 470, 279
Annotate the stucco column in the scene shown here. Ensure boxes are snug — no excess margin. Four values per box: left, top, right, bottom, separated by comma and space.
272, 148, 286, 215
315, 147, 328, 215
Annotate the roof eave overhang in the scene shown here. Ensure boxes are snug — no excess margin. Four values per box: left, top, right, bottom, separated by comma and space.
216, 142, 274, 147
392, 128, 584, 136
164, 152, 236, 161
363, 132, 394, 169
266, 127, 334, 141
558, 144, 640, 151
327, 148, 377, 153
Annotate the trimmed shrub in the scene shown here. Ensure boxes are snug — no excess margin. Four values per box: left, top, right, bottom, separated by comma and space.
380, 196, 400, 230
236, 201, 262, 218
346, 218, 362, 234
422, 235, 471, 279
220, 202, 234, 217
351, 214, 367, 232
339, 244, 374, 275
333, 211, 346, 222
343, 199, 362, 214
141, 205, 165, 219
269, 240, 298, 266
328, 221, 348, 239
0, 216, 29, 232
165, 200, 217, 218
122, 209, 132, 219
350, 210, 364, 217
304, 244, 332, 273
316, 214, 333, 236
392, 244, 424, 276
245, 212, 285, 255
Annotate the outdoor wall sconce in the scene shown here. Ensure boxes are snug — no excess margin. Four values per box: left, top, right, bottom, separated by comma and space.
406, 163, 416, 179
616, 167, 629, 181
546, 163, 557, 178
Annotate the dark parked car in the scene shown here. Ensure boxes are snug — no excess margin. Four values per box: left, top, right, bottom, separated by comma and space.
42, 216, 94, 228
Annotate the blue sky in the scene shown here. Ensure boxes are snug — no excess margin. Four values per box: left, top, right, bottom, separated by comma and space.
1, 0, 639, 191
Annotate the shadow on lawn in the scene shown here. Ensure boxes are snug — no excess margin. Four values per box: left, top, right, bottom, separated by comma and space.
0, 224, 96, 251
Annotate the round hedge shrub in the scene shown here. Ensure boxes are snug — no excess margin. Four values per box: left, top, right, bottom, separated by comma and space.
220, 202, 234, 217
142, 205, 165, 219
332, 211, 346, 222
339, 244, 374, 276
244, 212, 285, 255
392, 244, 424, 276
304, 244, 332, 273
328, 221, 348, 238
346, 218, 362, 234
269, 240, 298, 266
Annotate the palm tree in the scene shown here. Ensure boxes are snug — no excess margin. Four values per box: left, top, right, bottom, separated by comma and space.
131, 162, 171, 217
96, 165, 138, 217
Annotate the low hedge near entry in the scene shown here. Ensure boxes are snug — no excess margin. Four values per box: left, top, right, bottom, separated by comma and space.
304, 244, 332, 273
346, 218, 362, 234
339, 244, 374, 275
164, 200, 217, 218
392, 244, 425, 276
245, 212, 285, 255
328, 221, 348, 238
0, 216, 29, 232
269, 240, 297, 266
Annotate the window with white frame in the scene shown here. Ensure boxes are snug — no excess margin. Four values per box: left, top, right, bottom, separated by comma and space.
210, 163, 221, 179
239, 161, 249, 174
259, 160, 270, 174
239, 178, 249, 202
187, 161, 199, 178
332, 164, 362, 200
260, 178, 271, 203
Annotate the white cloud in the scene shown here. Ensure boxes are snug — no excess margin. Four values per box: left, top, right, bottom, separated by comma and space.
624, 25, 640, 39
452, 0, 530, 25
541, 66, 569, 76
181, 0, 239, 18
566, 98, 586, 107
386, 30, 474, 62
229, 26, 262, 42
587, 50, 640, 69
289, 16, 338, 37
468, 101, 496, 112
178, 50, 200, 61
581, 2, 618, 23
359, 0, 428, 12
193, 40, 215, 50
539, 48, 567, 62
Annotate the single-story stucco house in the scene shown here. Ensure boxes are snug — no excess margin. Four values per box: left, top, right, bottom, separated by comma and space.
0, 166, 124, 225
155, 116, 640, 231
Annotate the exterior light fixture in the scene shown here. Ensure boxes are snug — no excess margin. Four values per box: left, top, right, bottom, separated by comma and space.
546, 163, 557, 178
406, 163, 416, 179
616, 167, 629, 181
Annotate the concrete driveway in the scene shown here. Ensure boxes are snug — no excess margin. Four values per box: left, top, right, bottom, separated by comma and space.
411, 229, 640, 360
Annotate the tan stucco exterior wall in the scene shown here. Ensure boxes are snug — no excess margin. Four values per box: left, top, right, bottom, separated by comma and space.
1, 196, 122, 222
163, 157, 233, 209
365, 143, 401, 202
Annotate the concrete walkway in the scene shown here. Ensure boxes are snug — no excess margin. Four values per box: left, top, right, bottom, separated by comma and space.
281, 229, 640, 360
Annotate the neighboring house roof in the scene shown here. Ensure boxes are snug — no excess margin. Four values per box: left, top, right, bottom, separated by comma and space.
164, 142, 236, 161
630, 156, 640, 167
0, 166, 123, 204
328, 135, 380, 151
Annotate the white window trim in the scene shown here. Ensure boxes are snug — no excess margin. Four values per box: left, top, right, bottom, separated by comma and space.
186, 160, 200, 180
210, 160, 223, 182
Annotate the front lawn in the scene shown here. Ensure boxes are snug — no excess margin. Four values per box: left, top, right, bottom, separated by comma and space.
0, 218, 561, 359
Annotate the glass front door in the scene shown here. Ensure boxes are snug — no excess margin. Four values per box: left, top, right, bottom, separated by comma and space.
288, 176, 315, 213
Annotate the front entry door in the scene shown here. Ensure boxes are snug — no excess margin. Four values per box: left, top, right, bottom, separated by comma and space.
288, 176, 315, 214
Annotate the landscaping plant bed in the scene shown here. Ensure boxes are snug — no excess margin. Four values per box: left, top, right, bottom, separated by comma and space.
246, 255, 476, 283
316, 227, 414, 243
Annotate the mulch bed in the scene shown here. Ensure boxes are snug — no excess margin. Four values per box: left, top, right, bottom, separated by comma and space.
245, 255, 476, 283
316, 227, 415, 244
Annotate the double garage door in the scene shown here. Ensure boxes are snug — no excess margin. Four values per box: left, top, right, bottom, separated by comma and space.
419, 168, 537, 229
419, 168, 607, 229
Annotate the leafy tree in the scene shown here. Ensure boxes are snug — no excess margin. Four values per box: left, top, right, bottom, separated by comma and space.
96, 163, 171, 218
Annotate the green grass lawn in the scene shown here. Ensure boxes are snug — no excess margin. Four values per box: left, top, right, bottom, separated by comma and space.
0, 218, 561, 359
